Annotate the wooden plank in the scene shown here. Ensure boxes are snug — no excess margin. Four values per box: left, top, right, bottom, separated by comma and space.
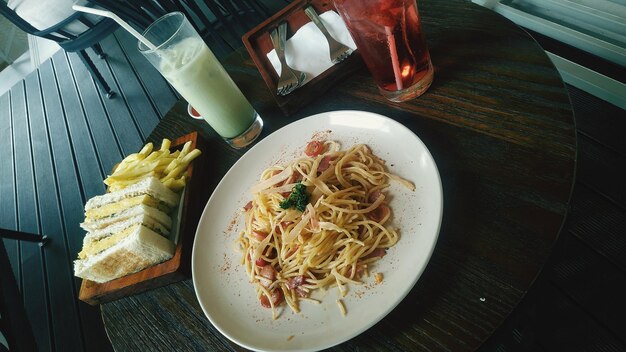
65, 51, 124, 179
0, 92, 20, 284
10, 80, 52, 352
483, 240, 626, 352
49, 52, 106, 210
535, 280, 625, 351
114, 30, 178, 117
48, 51, 114, 352
69, 36, 145, 155
50, 51, 104, 220
548, 232, 626, 341
24, 68, 84, 351
567, 85, 626, 156
0, 240, 37, 352
577, 134, 626, 208
37, 59, 87, 275
97, 34, 161, 140
567, 184, 626, 271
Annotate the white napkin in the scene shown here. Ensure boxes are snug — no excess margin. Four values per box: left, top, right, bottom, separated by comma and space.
266, 11, 357, 87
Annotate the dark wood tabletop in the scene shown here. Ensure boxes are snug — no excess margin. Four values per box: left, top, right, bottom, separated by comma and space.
100, 0, 577, 350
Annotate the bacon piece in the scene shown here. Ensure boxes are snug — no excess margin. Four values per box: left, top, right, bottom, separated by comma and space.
317, 155, 332, 172
260, 265, 276, 281
284, 172, 303, 185
295, 287, 309, 298
260, 289, 283, 308
307, 203, 320, 232
367, 204, 390, 223
255, 257, 268, 267
362, 248, 387, 260
285, 275, 306, 290
346, 265, 366, 278
252, 231, 268, 241
368, 190, 382, 204
275, 221, 293, 234
258, 276, 272, 288
264, 247, 277, 259
243, 201, 253, 211
285, 245, 299, 258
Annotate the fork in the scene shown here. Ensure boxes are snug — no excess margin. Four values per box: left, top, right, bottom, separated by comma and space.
304, 6, 354, 64
269, 22, 306, 96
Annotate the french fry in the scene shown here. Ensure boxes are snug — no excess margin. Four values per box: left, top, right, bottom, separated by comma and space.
161, 164, 187, 182
168, 178, 186, 192
181, 149, 201, 164
104, 138, 201, 192
160, 139, 171, 151
138, 142, 153, 156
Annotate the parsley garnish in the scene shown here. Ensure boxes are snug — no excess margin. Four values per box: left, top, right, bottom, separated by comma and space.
280, 182, 309, 212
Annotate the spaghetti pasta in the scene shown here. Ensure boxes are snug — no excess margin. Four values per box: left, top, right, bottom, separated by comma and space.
236, 141, 414, 319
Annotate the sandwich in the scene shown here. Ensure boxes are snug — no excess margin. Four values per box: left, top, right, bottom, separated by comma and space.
77, 210, 171, 260
74, 225, 175, 283
80, 203, 172, 232
83, 176, 179, 222
74, 176, 180, 283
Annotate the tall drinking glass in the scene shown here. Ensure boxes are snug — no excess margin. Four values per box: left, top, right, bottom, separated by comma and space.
139, 12, 262, 148
333, 0, 434, 102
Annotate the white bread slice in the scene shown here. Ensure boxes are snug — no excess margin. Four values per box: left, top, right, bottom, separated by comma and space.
80, 204, 172, 232
74, 225, 175, 283
82, 211, 170, 247
85, 177, 179, 211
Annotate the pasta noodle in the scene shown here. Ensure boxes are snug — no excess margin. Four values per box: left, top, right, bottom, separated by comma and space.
236, 141, 414, 319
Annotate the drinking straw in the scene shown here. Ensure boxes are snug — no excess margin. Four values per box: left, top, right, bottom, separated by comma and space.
72, 4, 158, 51
384, 26, 404, 90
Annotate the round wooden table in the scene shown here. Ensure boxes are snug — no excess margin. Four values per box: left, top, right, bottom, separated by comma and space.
101, 0, 576, 350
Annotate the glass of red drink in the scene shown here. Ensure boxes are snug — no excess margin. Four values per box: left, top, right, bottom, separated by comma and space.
333, 0, 434, 102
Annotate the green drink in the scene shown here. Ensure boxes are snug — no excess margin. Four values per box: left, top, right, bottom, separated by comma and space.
139, 12, 262, 148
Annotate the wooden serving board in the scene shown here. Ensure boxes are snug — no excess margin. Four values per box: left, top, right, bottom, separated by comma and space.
79, 132, 209, 305
242, 0, 363, 115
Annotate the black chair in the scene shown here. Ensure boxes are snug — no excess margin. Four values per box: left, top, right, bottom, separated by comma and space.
0, 1, 119, 98
90, 0, 289, 56
0, 230, 47, 352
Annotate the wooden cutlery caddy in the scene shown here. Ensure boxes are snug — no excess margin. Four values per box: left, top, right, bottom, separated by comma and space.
242, 0, 362, 115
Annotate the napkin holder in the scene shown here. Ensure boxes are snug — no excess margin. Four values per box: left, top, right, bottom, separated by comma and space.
242, 0, 363, 115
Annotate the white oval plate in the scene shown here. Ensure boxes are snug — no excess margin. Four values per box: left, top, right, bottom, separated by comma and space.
192, 110, 443, 352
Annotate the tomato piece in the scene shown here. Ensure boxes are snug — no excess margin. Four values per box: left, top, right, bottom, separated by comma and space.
304, 141, 324, 157
260, 289, 283, 308
260, 294, 271, 308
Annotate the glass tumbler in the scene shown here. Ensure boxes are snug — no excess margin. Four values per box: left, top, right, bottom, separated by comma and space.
333, 0, 434, 102
139, 12, 262, 148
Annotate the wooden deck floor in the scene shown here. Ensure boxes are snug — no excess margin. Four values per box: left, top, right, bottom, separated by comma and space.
1, 8, 625, 352
0, 30, 178, 352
